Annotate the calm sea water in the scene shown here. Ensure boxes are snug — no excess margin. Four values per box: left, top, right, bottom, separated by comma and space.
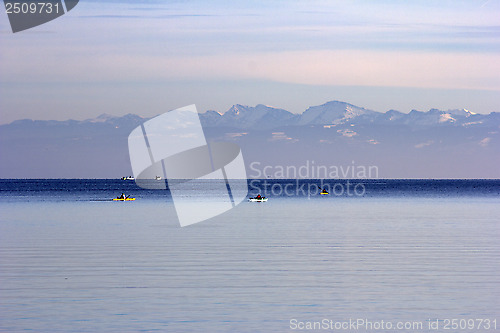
0, 179, 499, 332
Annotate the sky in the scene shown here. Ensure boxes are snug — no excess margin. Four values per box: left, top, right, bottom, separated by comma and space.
0, 0, 499, 124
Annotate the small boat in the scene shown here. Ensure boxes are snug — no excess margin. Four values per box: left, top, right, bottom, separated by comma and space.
249, 196, 268, 202
121, 176, 135, 180
114, 193, 135, 201
320, 189, 329, 195
155, 176, 162, 180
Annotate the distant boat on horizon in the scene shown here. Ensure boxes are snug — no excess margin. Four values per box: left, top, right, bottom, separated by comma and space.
121, 176, 135, 180
249, 195, 268, 202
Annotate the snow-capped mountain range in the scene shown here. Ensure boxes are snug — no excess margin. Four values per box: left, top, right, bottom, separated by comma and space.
198, 101, 498, 129
6, 100, 498, 130
1, 101, 498, 178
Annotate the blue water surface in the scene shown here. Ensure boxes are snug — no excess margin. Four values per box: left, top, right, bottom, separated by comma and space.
0, 179, 499, 332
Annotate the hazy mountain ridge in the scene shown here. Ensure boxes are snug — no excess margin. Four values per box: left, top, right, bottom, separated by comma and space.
198, 101, 499, 129
5, 100, 498, 129
1, 101, 498, 178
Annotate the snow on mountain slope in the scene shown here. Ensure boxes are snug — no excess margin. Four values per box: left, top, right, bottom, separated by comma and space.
200, 104, 297, 129
298, 101, 377, 126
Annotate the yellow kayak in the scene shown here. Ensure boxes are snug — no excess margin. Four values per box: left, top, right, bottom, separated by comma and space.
113, 198, 136, 201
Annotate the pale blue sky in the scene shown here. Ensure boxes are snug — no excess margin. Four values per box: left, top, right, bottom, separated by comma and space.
0, 0, 499, 123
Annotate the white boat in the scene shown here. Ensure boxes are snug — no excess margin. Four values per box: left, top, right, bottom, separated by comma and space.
121, 176, 135, 180
249, 196, 268, 202
155, 176, 162, 180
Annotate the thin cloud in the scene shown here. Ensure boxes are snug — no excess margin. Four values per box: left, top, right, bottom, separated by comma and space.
3, 49, 498, 91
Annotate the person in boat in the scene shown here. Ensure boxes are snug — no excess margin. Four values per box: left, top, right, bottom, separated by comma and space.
118, 193, 125, 199
256, 194, 262, 199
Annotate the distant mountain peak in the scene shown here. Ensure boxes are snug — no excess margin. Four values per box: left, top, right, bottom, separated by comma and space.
97, 113, 115, 119
204, 110, 222, 116
257, 104, 280, 109
199, 103, 297, 129
298, 100, 376, 125
445, 108, 476, 117
87, 113, 117, 123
